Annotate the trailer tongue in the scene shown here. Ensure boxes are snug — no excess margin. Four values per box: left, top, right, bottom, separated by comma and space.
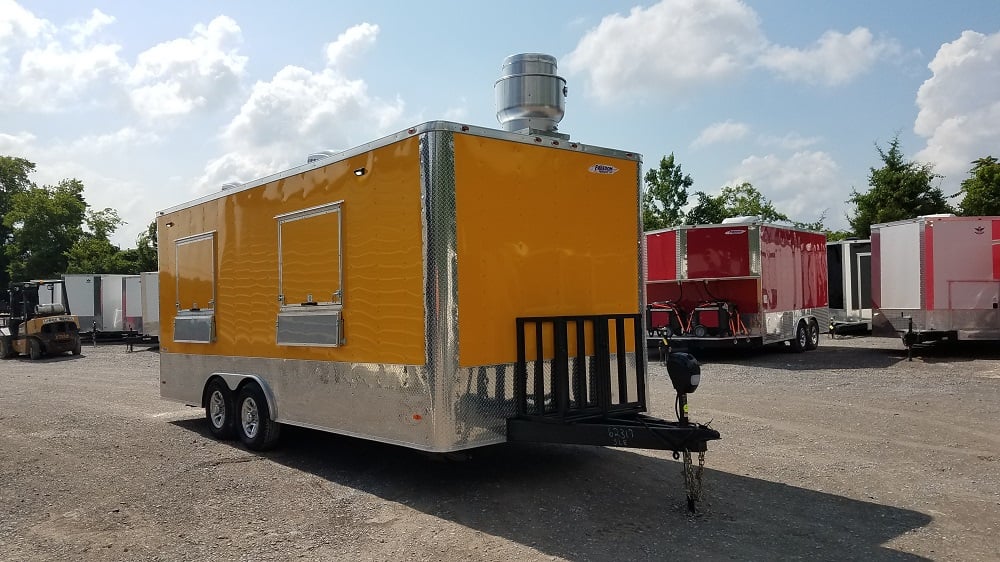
505, 314, 720, 510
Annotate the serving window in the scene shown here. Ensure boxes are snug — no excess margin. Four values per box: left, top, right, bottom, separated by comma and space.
275, 202, 344, 347
173, 231, 216, 343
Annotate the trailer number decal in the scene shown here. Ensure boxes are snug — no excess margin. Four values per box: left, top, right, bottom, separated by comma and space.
588, 164, 618, 175
608, 427, 634, 446
725, 229, 746, 235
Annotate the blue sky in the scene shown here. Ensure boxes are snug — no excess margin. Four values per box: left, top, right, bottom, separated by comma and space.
2, 0, 999, 246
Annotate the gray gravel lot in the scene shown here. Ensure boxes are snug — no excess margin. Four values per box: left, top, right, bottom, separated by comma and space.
1, 336, 998, 561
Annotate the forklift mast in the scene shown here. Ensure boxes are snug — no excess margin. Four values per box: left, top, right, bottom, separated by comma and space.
7, 281, 70, 339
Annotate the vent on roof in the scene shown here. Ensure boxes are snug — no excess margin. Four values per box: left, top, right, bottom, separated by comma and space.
495, 53, 568, 138
307, 150, 341, 164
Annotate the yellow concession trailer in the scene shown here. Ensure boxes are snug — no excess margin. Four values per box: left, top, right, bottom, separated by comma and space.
159, 120, 718, 461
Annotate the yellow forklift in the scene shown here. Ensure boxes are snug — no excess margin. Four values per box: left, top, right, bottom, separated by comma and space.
0, 280, 82, 359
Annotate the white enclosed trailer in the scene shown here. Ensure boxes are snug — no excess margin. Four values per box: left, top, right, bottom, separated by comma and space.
140, 271, 159, 338
123, 275, 143, 334
871, 215, 1000, 344
63, 274, 100, 331
827, 239, 872, 333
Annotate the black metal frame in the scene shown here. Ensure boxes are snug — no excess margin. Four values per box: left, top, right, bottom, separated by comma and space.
508, 313, 720, 452
514, 314, 646, 420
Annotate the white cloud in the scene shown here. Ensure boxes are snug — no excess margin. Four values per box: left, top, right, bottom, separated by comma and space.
66, 9, 115, 46
197, 23, 407, 192
67, 127, 160, 152
914, 30, 1000, 194
728, 151, 844, 225
758, 28, 900, 86
128, 16, 247, 119
563, 0, 766, 102
16, 42, 128, 111
692, 120, 749, 148
757, 132, 822, 150
0, 0, 52, 54
325, 22, 378, 68
0, 2, 127, 112
0, 130, 36, 152
564, 0, 900, 102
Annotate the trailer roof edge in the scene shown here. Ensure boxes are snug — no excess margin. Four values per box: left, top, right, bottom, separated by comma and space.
157, 121, 643, 217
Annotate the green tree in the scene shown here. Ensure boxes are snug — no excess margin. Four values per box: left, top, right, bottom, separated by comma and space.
955, 156, 1000, 216
134, 220, 158, 272
66, 208, 140, 274
686, 181, 799, 225
685, 191, 727, 224
3, 179, 87, 281
823, 230, 853, 242
0, 156, 37, 290
718, 182, 790, 222
847, 135, 952, 237
642, 153, 692, 230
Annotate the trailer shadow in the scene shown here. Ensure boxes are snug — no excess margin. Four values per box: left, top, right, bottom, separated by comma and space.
4, 353, 84, 363
658, 341, 907, 372
888, 340, 1000, 363
172, 419, 931, 560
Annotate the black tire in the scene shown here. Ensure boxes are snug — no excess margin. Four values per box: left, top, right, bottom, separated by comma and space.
805, 320, 820, 351
0, 336, 12, 359
205, 379, 237, 440
790, 321, 807, 353
29, 338, 41, 360
236, 383, 281, 451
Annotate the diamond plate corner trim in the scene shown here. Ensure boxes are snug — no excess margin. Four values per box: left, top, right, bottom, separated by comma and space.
421, 129, 460, 449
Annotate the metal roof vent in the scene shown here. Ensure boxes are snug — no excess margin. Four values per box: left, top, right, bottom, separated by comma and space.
721, 216, 760, 224
495, 53, 568, 139
220, 182, 242, 191
307, 150, 340, 164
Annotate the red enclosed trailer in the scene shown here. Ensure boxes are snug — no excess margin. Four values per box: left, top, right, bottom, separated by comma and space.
871, 215, 1000, 344
645, 220, 829, 350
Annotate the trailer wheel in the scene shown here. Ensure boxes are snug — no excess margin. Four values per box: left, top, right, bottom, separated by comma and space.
28, 338, 41, 360
205, 379, 236, 440
236, 383, 281, 451
790, 321, 807, 353
805, 320, 820, 351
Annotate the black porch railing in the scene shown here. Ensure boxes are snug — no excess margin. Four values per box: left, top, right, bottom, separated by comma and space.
514, 313, 646, 420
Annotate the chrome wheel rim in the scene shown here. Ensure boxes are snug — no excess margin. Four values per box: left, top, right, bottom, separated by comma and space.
209, 390, 226, 428
798, 327, 807, 347
241, 397, 259, 438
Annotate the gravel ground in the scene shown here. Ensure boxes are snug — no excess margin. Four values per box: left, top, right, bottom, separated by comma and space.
1, 336, 998, 561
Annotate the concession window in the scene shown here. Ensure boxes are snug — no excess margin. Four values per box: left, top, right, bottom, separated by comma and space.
173, 231, 216, 343
275, 201, 344, 347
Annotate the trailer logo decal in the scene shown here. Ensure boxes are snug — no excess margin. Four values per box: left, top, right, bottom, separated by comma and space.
975, 226, 985, 235
725, 229, 746, 235
588, 164, 618, 175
